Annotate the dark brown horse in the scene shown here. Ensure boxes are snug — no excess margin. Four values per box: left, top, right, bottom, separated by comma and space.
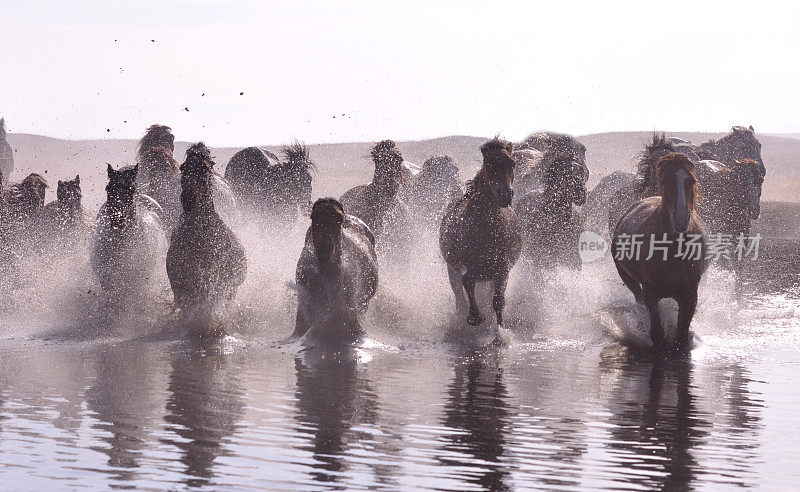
440, 138, 522, 342
167, 143, 247, 314
607, 133, 677, 233
697, 126, 765, 175
293, 198, 378, 344
612, 153, 708, 349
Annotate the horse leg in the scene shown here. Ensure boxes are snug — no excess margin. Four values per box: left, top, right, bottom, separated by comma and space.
447, 265, 468, 315
674, 282, 699, 350
614, 259, 643, 304
462, 271, 485, 326
492, 273, 509, 345
642, 286, 664, 348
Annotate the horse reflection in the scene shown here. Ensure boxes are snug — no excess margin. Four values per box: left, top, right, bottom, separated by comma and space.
84, 344, 165, 482
601, 351, 711, 490
439, 349, 511, 491
162, 349, 245, 487
293, 349, 399, 487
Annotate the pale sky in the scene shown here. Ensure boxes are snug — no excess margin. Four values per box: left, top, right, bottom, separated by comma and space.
1, 0, 798, 146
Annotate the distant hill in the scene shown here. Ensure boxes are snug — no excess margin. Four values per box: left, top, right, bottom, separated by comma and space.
4, 131, 798, 209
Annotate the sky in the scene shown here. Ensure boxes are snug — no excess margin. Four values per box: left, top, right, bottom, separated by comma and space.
1, 0, 798, 146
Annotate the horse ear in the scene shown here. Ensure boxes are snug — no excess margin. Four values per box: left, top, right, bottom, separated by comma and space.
75, 175, 80, 184
133, 164, 139, 175
749, 125, 754, 131
58, 180, 63, 187
107, 164, 115, 177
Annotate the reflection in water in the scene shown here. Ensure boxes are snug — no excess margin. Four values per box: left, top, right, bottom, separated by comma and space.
162, 347, 245, 488
601, 350, 763, 490
602, 353, 710, 490
84, 344, 165, 482
293, 349, 400, 487
439, 349, 512, 491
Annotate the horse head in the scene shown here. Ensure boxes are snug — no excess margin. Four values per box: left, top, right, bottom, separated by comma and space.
542, 136, 588, 206
657, 153, 700, 233
310, 198, 345, 270
137, 124, 175, 159
702, 126, 764, 176
371, 140, 404, 197
479, 137, 516, 207
106, 164, 138, 227
732, 158, 764, 220
636, 133, 676, 197
180, 142, 215, 213
521, 131, 588, 184
57, 175, 82, 210
13, 173, 49, 214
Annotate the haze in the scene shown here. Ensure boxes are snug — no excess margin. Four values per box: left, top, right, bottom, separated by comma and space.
1, 1, 798, 146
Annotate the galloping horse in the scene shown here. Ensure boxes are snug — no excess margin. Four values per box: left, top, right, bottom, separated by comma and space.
607, 133, 676, 233
401, 155, 463, 230
340, 140, 412, 252
167, 143, 247, 313
135, 124, 238, 228
695, 158, 763, 238
515, 138, 588, 269
225, 142, 314, 224
91, 164, 167, 296
513, 131, 588, 197
612, 153, 708, 349
38, 175, 89, 247
697, 126, 765, 175
440, 138, 522, 342
293, 198, 378, 344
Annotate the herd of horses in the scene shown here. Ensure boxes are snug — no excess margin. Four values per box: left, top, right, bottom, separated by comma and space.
0, 120, 766, 350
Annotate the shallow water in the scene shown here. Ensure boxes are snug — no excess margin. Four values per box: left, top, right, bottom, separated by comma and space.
1, 225, 799, 490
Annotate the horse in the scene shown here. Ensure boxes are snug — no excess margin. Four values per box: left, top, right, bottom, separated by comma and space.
401, 155, 463, 230
137, 146, 180, 225
607, 133, 676, 234
697, 126, 765, 176
166, 143, 248, 315
514, 140, 588, 269
611, 153, 708, 349
91, 164, 167, 296
339, 140, 412, 252
292, 198, 378, 345
135, 124, 239, 228
225, 142, 314, 225
513, 131, 588, 197
584, 170, 634, 234
3, 173, 49, 253
695, 158, 763, 238
38, 175, 90, 248
0, 118, 13, 186
440, 137, 522, 343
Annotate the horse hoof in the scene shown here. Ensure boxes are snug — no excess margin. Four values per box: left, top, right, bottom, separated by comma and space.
467, 313, 486, 326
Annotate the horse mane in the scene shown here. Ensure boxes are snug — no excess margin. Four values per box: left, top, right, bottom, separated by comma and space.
0, 118, 6, 139
183, 142, 215, 174
635, 133, 675, 195
283, 140, 315, 171
371, 140, 402, 163
137, 124, 174, 159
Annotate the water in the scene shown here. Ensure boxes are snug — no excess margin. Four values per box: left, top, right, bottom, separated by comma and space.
1, 223, 799, 490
